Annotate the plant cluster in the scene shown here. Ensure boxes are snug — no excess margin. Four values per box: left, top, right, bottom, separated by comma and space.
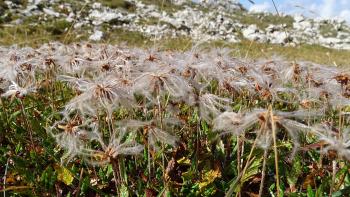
1, 42, 350, 196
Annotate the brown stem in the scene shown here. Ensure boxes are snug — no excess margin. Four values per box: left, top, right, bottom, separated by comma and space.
196, 118, 200, 170
0, 98, 9, 132
19, 99, 34, 149
269, 105, 280, 197
157, 95, 166, 181
110, 157, 120, 192
259, 149, 269, 197
237, 136, 242, 197
335, 167, 346, 191
329, 160, 337, 197
75, 168, 84, 197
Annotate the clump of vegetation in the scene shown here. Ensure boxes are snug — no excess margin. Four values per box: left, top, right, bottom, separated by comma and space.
319, 22, 339, 38
232, 11, 295, 29
1, 43, 350, 196
45, 20, 71, 35
100, 0, 136, 11
141, 0, 183, 13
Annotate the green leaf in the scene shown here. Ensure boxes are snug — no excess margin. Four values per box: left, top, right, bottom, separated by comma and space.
41, 166, 56, 190
286, 155, 302, 189
225, 156, 262, 196
241, 157, 262, 183
332, 186, 350, 197
120, 184, 129, 197
201, 120, 209, 133
269, 183, 276, 197
107, 164, 113, 178
198, 169, 221, 191
9, 110, 21, 121
80, 177, 90, 195
307, 185, 315, 197
56, 166, 74, 186
15, 143, 22, 154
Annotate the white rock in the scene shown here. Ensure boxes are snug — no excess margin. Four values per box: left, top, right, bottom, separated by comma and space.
294, 15, 305, 23
89, 9, 124, 25
92, 2, 101, 9
6, 0, 350, 50
66, 12, 75, 22
172, 0, 187, 5
242, 25, 267, 42
269, 31, 288, 44
43, 8, 60, 17
74, 22, 83, 29
89, 30, 104, 41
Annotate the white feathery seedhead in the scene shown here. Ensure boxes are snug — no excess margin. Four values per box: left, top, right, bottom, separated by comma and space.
1, 81, 36, 98
119, 119, 179, 150
79, 127, 143, 166
213, 112, 242, 135
199, 93, 232, 121
3, 43, 341, 165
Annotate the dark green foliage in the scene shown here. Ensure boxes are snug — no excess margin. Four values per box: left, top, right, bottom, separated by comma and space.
100, 0, 136, 11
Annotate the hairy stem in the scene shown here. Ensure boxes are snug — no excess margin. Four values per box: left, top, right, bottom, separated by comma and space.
269, 105, 280, 197
110, 157, 120, 192
236, 136, 242, 197
75, 168, 84, 197
3, 158, 9, 197
329, 160, 337, 197
259, 149, 268, 197
19, 99, 34, 148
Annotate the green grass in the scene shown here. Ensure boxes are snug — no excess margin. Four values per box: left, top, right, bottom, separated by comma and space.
230, 11, 295, 29
97, 0, 186, 12
1, 1, 350, 196
141, 0, 182, 12
1, 44, 350, 196
0, 0, 349, 67
98, 29, 350, 67
136, 16, 176, 28
225, 40, 350, 67
0, 21, 349, 67
0, 22, 89, 47
105, 28, 150, 46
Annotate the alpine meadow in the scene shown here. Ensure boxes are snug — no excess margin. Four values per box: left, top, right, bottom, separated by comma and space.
1, 0, 350, 196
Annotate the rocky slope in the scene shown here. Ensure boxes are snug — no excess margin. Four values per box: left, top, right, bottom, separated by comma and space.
1, 0, 350, 50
